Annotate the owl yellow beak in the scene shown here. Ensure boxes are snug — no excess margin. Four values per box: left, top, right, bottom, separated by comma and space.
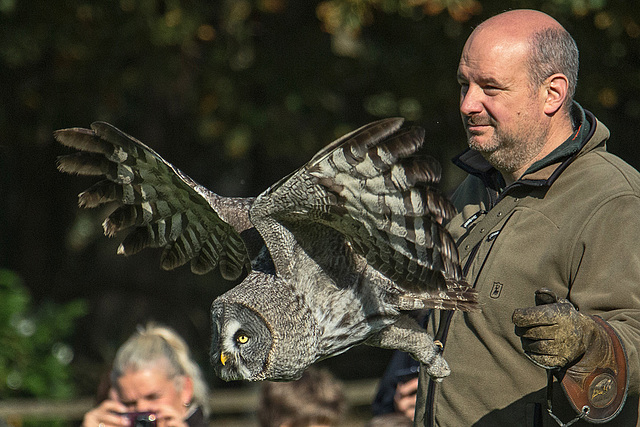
220, 352, 229, 366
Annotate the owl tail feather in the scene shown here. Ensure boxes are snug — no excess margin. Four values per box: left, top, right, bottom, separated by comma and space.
437, 279, 479, 312
400, 280, 478, 312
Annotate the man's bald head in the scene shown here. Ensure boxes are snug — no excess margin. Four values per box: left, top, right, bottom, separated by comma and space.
465, 9, 579, 103
475, 9, 565, 36
457, 10, 579, 181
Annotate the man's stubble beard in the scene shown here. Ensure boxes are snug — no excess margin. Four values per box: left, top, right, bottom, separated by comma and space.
467, 120, 549, 175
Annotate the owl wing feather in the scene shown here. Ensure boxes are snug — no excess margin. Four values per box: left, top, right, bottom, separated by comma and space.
251, 118, 463, 293
55, 122, 251, 280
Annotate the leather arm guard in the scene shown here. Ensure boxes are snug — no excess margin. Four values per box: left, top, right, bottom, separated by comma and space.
559, 316, 629, 423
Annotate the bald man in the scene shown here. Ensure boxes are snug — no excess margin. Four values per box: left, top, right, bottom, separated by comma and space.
414, 9, 640, 426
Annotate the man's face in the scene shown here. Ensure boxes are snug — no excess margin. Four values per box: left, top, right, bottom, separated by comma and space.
457, 30, 549, 175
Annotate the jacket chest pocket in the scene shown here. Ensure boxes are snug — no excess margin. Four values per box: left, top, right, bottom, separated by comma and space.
462, 210, 511, 294
463, 207, 563, 304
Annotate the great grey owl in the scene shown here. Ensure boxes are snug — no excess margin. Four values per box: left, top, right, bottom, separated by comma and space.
55, 118, 477, 382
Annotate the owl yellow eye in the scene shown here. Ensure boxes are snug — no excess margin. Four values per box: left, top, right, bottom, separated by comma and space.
236, 333, 249, 344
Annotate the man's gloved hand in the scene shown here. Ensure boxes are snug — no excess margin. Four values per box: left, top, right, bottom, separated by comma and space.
512, 288, 603, 369
512, 288, 628, 423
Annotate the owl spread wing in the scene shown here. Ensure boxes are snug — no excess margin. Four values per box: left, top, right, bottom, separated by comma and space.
251, 118, 462, 293
55, 122, 250, 280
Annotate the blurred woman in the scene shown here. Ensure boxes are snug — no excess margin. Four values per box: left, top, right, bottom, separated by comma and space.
82, 323, 210, 427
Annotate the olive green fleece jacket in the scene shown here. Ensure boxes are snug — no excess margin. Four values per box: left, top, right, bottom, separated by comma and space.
415, 107, 640, 426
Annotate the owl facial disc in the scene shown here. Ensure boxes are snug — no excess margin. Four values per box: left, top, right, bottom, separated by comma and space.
210, 302, 273, 381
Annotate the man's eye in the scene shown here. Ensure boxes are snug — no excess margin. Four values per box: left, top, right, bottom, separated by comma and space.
483, 86, 501, 95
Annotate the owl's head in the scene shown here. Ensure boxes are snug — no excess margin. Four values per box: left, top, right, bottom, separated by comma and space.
209, 272, 319, 382
210, 301, 273, 381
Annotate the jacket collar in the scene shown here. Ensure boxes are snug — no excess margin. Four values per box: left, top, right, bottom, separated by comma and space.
452, 103, 610, 192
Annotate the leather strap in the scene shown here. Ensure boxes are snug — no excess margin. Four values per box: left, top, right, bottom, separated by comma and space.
456, 194, 522, 263
426, 194, 523, 426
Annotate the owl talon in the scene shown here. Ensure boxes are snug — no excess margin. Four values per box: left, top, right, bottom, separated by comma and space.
426, 352, 450, 381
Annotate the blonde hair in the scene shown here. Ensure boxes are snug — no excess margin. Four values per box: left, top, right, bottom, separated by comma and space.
110, 323, 210, 417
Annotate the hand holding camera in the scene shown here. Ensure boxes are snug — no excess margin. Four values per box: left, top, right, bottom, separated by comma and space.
123, 412, 157, 427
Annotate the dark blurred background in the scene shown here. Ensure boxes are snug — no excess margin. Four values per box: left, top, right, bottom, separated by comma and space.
1, 0, 639, 421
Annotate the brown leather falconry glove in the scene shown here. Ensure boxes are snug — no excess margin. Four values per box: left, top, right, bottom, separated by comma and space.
512, 288, 628, 423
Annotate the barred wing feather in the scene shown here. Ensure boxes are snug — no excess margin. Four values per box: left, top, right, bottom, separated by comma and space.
55, 122, 250, 280
253, 118, 463, 292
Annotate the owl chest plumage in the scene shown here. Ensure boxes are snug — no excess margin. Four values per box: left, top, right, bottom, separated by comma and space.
285, 231, 400, 358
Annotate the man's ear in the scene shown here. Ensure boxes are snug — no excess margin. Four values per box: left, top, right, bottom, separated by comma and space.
543, 73, 569, 115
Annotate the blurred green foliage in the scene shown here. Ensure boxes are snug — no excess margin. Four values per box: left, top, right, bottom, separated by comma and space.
1, 0, 639, 406
0, 269, 87, 399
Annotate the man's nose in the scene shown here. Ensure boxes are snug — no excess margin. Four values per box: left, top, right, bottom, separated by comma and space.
460, 85, 483, 116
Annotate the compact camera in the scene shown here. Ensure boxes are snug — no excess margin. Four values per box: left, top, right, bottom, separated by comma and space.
123, 412, 157, 427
